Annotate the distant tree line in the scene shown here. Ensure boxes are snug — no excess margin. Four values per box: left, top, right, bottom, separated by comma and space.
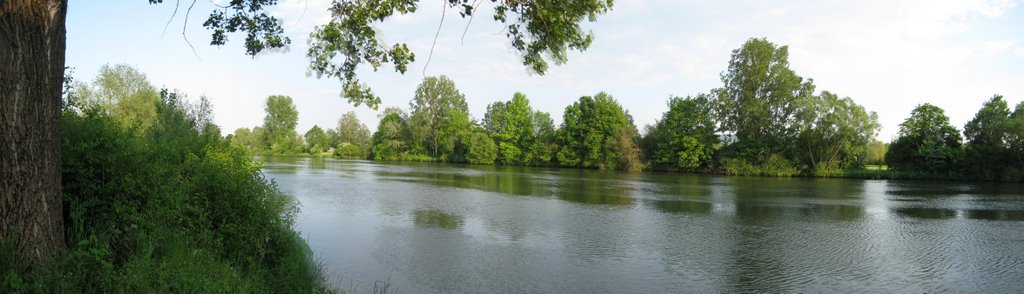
886, 96, 1024, 181
227, 38, 1022, 182
228, 96, 372, 159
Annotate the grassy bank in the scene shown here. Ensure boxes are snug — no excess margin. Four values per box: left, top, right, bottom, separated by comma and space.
2, 100, 330, 291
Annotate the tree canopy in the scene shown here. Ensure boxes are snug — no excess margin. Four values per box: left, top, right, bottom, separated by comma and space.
886, 103, 963, 173
644, 94, 719, 171
794, 91, 880, 172
716, 38, 815, 162
409, 75, 470, 159
72, 64, 162, 135
336, 111, 372, 148
484, 92, 536, 165
556, 92, 638, 170
261, 95, 302, 154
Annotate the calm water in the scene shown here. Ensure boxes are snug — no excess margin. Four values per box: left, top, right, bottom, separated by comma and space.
262, 157, 1024, 293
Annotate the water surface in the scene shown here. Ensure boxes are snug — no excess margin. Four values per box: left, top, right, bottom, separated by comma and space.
263, 157, 1024, 292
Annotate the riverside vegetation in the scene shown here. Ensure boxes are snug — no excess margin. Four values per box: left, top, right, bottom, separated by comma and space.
1, 65, 329, 292
233, 38, 1024, 182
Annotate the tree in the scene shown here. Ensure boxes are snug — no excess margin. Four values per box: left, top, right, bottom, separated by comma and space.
527, 110, 558, 166
965, 95, 1011, 146
464, 131, 498, 165
409, 76, 470, 159
962, 95, 1012, 179
306, 0, 615, 107
1, 0, 68, 270
261, 95, 301, 154
231, 127, 259, 151
324, 128, 340, 149
607, 124, 644, 172
644, 94, 719, 171
73, 64, 162, 135
865, 140, 887, 166
557, 92, 637, 170
716, 38, 815, 162
304, 125, 329, 154
886, 103, 963, 173
335, 111, 371, 149
370, 107, 411, 160
1009, 102, 1024, 173
793, 91, 880, 172
483, 92, 536, 165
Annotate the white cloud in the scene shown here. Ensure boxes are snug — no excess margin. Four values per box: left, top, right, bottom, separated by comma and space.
274, 0, 333, 32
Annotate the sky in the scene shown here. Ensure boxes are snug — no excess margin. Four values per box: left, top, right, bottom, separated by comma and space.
66, 0, 1024, 141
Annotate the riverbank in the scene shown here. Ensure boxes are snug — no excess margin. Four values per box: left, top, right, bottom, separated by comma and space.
318, 153, 1016, 183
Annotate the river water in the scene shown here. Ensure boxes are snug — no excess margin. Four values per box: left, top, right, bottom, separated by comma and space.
262, 157, 1024, 293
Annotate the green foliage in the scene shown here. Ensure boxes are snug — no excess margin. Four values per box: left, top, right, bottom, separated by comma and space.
336, 111, 372, 150
231, 127, 264, 152
71, 64, 161, 136
169, 0, 292, 56
484, 92, 537, 165
261, 95, 303, 155
334, 143, 365, 159
557, 92, 639, 170
409, 76, 470, 160
716, 38, 815, 160
370, 107, 412, 161
886, 103, 963, 173
719, 154, 797, 177
526, 111, 559, 166
793, 91, 880, 171
302, 0, 614, 108
607, 124, 644, 172
304, 125, 329, 154
1009, 102, 1024, 178
720, 158, 758, 176
464, 131, 498, 165
35, 88, 328, 292
644, 94, 719, 171
865, 140, 887, 166
962, 95, 1012, 180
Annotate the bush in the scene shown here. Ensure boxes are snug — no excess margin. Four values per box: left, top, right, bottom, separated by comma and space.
334, 143, 364, 159
720, 158, 759, 176
464, 132, 498, 164
718, 154, 797, 177
4, 97, 328, 292
761, 154, 799, 177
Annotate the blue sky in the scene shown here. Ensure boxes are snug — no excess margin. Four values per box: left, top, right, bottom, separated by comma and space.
67, 0, 1024, 140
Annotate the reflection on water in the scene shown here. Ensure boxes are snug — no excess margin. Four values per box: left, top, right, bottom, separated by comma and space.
412, 209, 464, 230
650, 199, 712, 215
261, 157, 1024, 293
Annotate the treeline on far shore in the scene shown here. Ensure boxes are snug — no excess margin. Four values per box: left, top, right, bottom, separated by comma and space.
230, 38, 1024, 183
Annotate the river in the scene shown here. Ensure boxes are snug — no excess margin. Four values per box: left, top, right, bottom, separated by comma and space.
262, 156, 1024, 293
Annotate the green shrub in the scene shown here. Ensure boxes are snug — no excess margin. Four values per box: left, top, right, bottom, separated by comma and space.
3, 95, 330, 292
465, 132, 498, 164
760, 154, 798, 177
334, 143, 364, 159
720, 158, 759, 176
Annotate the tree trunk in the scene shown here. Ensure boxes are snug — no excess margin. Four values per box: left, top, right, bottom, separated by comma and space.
0, 0, 67, 271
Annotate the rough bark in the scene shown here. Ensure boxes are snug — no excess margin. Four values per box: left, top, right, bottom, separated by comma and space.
0, 0, 68, 270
